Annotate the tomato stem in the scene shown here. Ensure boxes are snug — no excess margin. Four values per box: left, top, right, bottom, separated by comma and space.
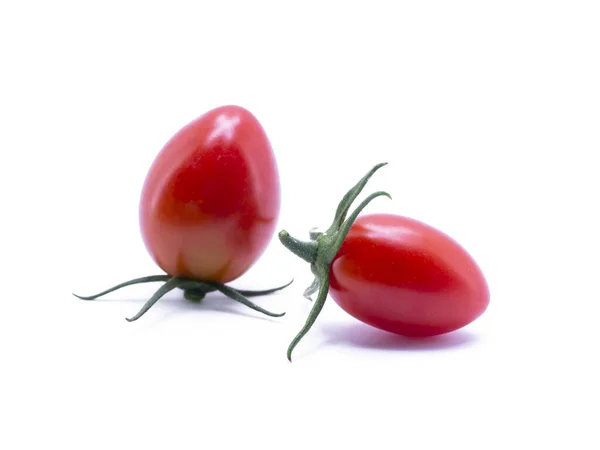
234, 278, 294, 297
327, 162, 388, 235
278, 163, 391, 361
204, 282, 286, 318
327, 191, 391, 261
183, 278, 293, 301
302, 276, 320, 300
184, 290, 207, 302
287, 276, 330, 362
277, 231, 318, 264
73, 276, 291, 320
72, 275, 171, 300
126, 277, 189, 321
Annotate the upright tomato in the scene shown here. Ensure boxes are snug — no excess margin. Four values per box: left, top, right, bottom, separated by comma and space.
139, 105, 280, 282
279, 163, 489, 361
75, 105, 288, 321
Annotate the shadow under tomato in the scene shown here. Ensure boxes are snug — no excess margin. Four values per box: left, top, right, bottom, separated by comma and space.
321, 321, 478, 351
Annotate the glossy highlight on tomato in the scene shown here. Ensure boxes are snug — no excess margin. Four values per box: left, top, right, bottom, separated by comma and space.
140, 105, 281, 282
329, 213, 489, 337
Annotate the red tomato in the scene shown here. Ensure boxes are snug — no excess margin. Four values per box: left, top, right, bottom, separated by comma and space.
329, 213, 489, 336
139, 105, 280, 283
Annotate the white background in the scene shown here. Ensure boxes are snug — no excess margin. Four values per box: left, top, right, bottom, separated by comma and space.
1, 1, 599, 449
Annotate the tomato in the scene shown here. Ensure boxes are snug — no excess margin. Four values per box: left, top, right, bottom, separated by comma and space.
278, 163, 489, 360
139, 105, 281, 283
75, 105, 287, 322
329, 213, 489, 336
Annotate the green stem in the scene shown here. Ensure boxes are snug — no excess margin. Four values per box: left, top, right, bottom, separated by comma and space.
235, 278, 294, 297
278, 231, 318, 264
327, 162, 388, 234
73, 275, 171, 300
184, 290, 207, 302
76, 274, 291, 320
205, 282, 286, 317
330, 191, 391, 259
302, 277, 320, 300
287, 276, 330, 362
278, 162, 391, 361
126, 277, 189, 322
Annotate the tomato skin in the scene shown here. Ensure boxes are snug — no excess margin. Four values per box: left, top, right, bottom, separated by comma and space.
139, 105, 280, 283
329, 214, 489, 336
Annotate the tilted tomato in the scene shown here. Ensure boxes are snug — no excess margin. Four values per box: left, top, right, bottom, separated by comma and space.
279, 163, 489, 361
329, 214, 489, 337
75, 105, 288, 321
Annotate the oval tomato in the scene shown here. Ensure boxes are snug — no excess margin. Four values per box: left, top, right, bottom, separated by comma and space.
75, 105, 287, 322
278, 163, 489, 360
139, 105, 281, 283
329, 213, 489, 336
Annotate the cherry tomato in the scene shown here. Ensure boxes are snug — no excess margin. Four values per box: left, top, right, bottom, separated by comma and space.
139, 105, 280, 283
329, 213, 489, 336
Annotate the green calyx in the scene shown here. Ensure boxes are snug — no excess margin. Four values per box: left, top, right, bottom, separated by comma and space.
278, 162, 391, 361
73, 276, 292, 321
